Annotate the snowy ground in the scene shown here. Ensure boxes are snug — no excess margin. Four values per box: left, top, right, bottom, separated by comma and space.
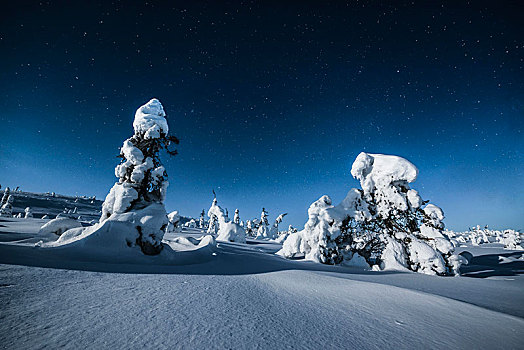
1, 217, 523, 349
5, 191, 103, 222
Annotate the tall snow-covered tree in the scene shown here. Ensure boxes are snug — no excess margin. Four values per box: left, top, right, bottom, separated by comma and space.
99, 98, 178, 255
279, 152, 459, 276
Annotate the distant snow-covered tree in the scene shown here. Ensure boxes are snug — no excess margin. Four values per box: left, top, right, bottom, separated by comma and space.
99, 98, 179, 255
199, 209, 205, 228
279, 152, 459, 276
0, 187, 10, 208
167, 210, 180, 233
269, 213, 287, 238
256, 208, 271, 239
0, 194, 13, 217
233, 208, 240, 224
24, 207, 33, 218
245, 220, 253, 236
207, 196, 227, 235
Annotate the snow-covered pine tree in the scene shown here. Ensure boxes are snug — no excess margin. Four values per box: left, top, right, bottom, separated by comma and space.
245, 220, 253, 236
199, 209, 205, 228
207, 196, 227, 235
233, 208, 240, 224
100, 98, 178, 255
207, 214, 218, 235
269, 213, 287, 239
279, 152, 459, 276
256, 208, 271, 239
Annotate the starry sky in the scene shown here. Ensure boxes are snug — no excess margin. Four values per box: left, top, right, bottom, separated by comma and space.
1, 1, 522, 231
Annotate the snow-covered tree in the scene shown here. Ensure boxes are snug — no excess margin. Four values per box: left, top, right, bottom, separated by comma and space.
279, 152, 459, 276
269, 213, 287, 238
199, 209, 205, 228
0, 194, 13, 217
245, 220, 253, 236
24, 207, 33, 218
207, 197, 226, 235
256, 208, 271, 239
185, 219, 197, 228
167, 210, 180, 232
207, 214, 218, 235
233, 208, 240, 224
0, 187, 10, 208
99, 98, 178, 255
501, 230, 523, 250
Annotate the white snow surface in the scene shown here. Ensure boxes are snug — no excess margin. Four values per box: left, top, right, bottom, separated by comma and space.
0, 217, 523, 349
38, 217, 82, 236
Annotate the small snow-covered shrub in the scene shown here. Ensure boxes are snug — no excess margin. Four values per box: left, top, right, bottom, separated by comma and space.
217, 221, 246, 243
279, 152, 459, 276
501, 230, 523, 250
24, 207, 33, 218
167, 210, 180, 232
39, 217, 82, 236
185, 219, 197, 228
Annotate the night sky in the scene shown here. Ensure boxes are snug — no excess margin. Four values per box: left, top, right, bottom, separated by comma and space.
1, 1, 522, 230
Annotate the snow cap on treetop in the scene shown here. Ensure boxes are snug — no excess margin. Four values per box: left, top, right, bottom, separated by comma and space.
133, 98, 169, 138
351, 152, 419, 193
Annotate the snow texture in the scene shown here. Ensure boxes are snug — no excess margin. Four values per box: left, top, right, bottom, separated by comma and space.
38, 217, 82, 236
217, 221, 246, 243
0, 214, 523, 349
133, 98, 169, 139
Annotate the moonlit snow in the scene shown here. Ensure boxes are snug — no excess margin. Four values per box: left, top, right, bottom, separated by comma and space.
1, 103, 522, 349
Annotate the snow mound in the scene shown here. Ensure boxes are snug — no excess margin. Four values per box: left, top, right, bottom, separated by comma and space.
133, 98, 169, 139
39, 218, 82, 236
217, 222, 246, 243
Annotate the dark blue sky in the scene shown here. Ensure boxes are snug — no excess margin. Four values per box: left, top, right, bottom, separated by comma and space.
1, 1, 522, 230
